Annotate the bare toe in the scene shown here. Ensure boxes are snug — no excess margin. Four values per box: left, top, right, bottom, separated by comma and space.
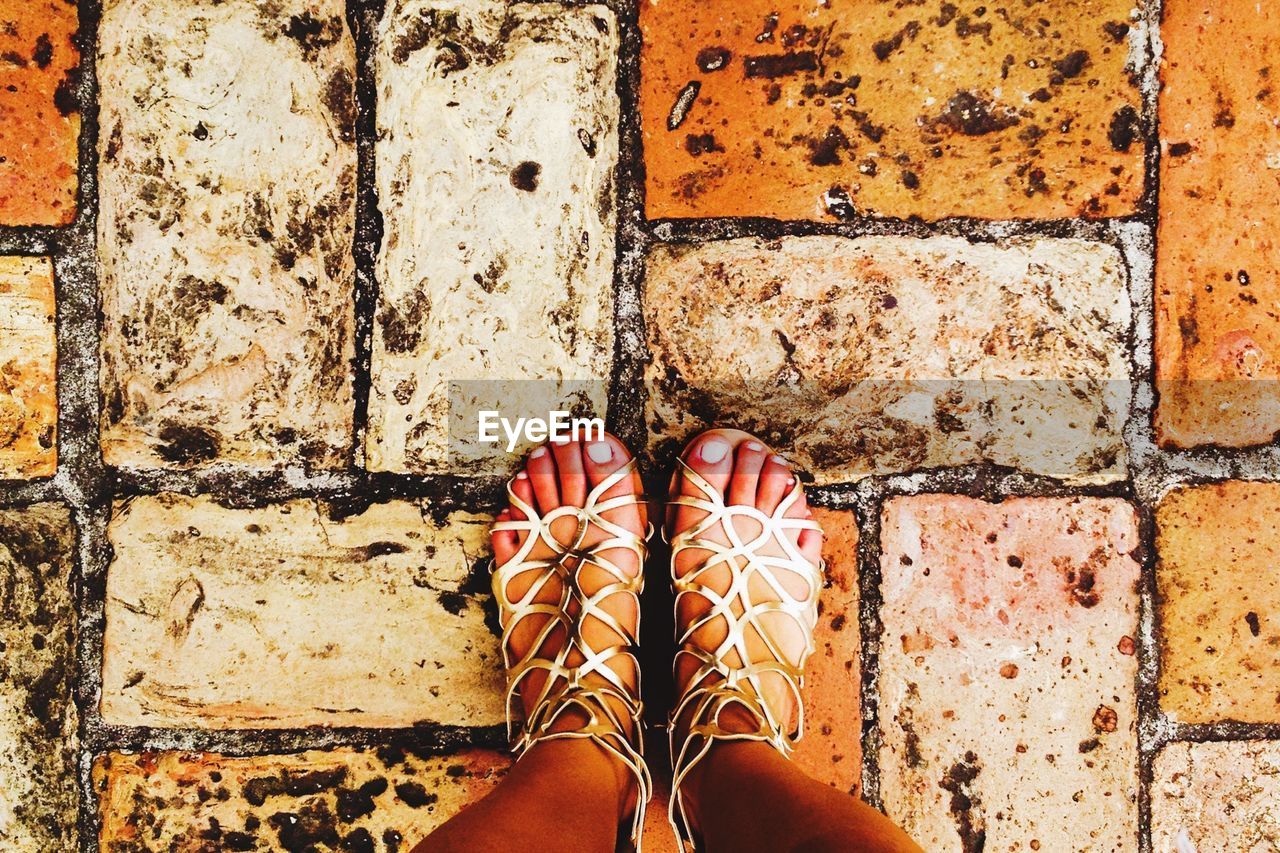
491, 509, 518, 565
552, 438, 587, 507
526, 444, 560, 513
728, 439, 767, 506
756, 453, 793, 515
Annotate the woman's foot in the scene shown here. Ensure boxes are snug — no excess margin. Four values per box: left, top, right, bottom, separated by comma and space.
665, 428, 825, 838
490, 434, 650, 829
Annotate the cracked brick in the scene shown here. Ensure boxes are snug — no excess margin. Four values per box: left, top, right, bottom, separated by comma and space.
644, 236, 1130, 484
0, 257, 56, 478
369, 0, 618, 474
640, 0, 1146, 220
879, 495, 1140, 852
97, 0, 356, 469
101, 495, 504, 729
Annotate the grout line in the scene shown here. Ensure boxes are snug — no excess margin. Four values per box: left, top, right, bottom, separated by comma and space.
854, 490, 885, 810
82, 722, 509, 757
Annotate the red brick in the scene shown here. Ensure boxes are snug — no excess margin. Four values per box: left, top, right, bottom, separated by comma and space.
1154, 0, 1280, 447
0, 1, 78, 225
640, 0, 1145, 220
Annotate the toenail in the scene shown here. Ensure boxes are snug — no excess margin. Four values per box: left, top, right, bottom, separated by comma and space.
516, 471, 528, 479
700, 439, 730, 463
746, 441, 763, 451
771, 454, 788, 466
530, 447, 547, 458
587, 441, 613, 463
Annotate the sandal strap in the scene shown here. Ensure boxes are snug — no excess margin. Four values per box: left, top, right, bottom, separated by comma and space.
666, 457, 823, 851
491, 457, 652, 851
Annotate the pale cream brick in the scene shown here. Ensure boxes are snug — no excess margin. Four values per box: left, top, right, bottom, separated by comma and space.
645, 236, 1131, 484
97, 0, 356, 468
0, 504, 77, 851
1152, 741, 1280, 853
101, 495, 504, 729
369, 0, 619, 474
879, 495, 1141, 852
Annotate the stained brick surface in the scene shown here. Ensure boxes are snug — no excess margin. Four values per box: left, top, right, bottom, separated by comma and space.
1155, 0, 1280, 448
0, 504, 77, 851
645, 236, 1130, 483
101, 495, 504, 729
1156, 482, 1280, 724
368, 1, 618, 474
640, 0, 1146, 221
97, 0, 356, 469
1151, 740, 1280, 853
0, 0, 79, 226
0, 257, 56, 479
879, 495, 1141, 852
96, 748, 509, 852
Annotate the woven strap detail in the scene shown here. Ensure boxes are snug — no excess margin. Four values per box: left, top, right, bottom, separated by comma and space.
666, 457, 823, 851
491, 458, 652, 850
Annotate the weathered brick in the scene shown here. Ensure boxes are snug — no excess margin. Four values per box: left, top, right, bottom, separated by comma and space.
101, 495, 504, 729
97, 0, 356, 469
1151, 740, 1280, 853
0, 257, 56, 478
640, 0, 1145, 220
0, 504, 77, 851
645, 236, 1130, 484
1156, 482, 1280, 724
96, 748, 509, 852
792, 507, 861, 795
879, 495, 1140, 852
1154, 1, 1280, 448
0, 1, 79, 225
369, 1, 618, 474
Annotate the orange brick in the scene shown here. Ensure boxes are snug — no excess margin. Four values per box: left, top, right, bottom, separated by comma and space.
0, 1, 78, 225
1156, 482, 1280, 724
640, 0, 1145, 220
96, 749, 509, 851
0, 256, 56, 478
1154, 1, 1280, 447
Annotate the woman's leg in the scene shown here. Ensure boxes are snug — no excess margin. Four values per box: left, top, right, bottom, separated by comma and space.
414, 434, 649, 853
667, 429, 922, 853
411, 739, 628, 853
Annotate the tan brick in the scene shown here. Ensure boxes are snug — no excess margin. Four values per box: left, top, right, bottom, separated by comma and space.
101, 495, 504, 729
96, 748, 509, 852
0, 257, 56, 478
645, 236, 1130, 484
640, 0, 1146, 220
1156, 482, 1280, 724
1151, 740, 1280, 853
97, 0, 356, 469
0, 0, 79, 225
0, 504, 77, 851
879, 495, 1141, 852
369, 1, 618, 474
1154, 1, 1280, 448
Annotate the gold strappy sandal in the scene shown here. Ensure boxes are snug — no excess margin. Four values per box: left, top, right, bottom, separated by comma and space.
665, 455, 824, 852
491, 456, 654, 851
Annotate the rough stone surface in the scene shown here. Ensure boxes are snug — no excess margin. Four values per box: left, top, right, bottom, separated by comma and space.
97, 0, 356, 469
0, 257, 56, 479
645, 236, 1131, 484
793, 506, 861, 795
879, 495, 1141, 853
0, 504, 77, 852
101, 495, 505, 729
1154, 0, 1280, 448
640, 0, 1146, 220
1156, 482, 1280, 724
96, 748, 509, 852
1151, 740, 1280, 853
370, 0, 619, 475
0, 0, 79, 225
